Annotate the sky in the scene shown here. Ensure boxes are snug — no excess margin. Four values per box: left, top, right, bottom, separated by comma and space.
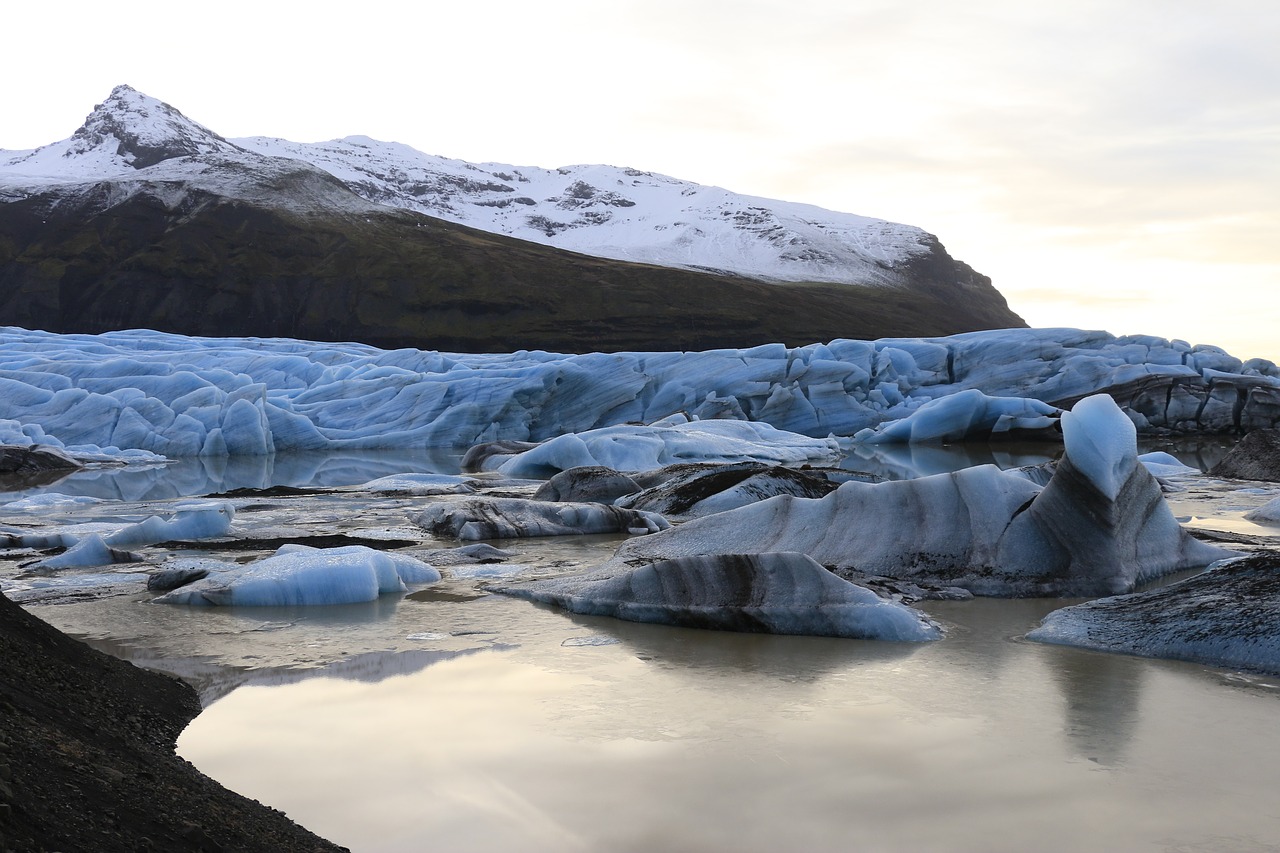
4, 0, 1278, 363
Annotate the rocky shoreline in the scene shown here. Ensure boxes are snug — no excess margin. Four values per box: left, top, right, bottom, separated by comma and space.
0, 589, 345, 853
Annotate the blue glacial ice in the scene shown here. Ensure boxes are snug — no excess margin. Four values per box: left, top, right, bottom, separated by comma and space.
0, 326, 1277, 462
155, 544, 440, 606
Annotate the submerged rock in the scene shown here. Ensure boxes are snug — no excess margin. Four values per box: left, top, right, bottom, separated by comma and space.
1027, 552, 1280, 675
1208, 429, 1280, 482
413, 497, 669, 540
497, 551, 941, 641
0, 444, 82, 473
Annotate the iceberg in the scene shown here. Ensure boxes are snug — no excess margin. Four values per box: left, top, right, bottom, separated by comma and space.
472, 417, 843, 478
154, 545, 439, 606
598, 396, 1235, 596
1027, 553, 1280, 675
853, 389, 1060, 444
497, 551, 941, 641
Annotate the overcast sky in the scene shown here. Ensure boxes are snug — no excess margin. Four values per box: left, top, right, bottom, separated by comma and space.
6, 0, 1277, 361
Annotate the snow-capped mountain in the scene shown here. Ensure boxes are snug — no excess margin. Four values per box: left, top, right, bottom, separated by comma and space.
234, 135, 930, 285
8, 85, 931, 286
0, 86, 1023, 352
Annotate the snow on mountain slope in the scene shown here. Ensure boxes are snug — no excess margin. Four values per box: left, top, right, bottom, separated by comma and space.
2, 85, 936, 286
1, 85, 243, 182
235, 134, 932, 285
0, 86, 381, 218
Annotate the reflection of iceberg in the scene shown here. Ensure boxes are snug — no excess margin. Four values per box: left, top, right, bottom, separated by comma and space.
2, 449, 467, 503
84, 636, 498, 706
1041, 645, 1145, 766
552, 607, 922, 682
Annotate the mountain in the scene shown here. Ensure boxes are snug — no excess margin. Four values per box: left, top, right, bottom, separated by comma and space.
0, 86, 1025, 352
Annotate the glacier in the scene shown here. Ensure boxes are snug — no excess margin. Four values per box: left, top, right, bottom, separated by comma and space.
0, 326, 1277, 463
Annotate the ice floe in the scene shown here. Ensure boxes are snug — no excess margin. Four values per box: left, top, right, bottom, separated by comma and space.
497, 551, 941, 641
155, 544, 439, 606
1027, 553, 1280, 675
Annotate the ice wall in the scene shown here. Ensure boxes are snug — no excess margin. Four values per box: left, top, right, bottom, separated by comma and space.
1, 326, 1276, 458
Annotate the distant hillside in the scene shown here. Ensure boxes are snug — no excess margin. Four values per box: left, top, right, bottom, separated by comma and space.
0, 86, 1025, 352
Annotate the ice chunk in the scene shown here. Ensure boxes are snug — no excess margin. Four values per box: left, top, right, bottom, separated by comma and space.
103, 501, 235, 547
155, 545, 438, 606
498, 551, 940, 641
484, 419, 842, 478
413, 497, 669, 540
1243, 496, 1280, 525
1028, 553, 1280, 674
854, 390, 1060, 444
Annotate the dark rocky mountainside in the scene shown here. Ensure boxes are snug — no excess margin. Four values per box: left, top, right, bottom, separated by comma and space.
0, 87, 1025, 353
0, 171, 1024, 352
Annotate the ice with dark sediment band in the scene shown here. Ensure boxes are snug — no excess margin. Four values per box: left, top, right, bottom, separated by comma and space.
1027, 553, 1280, 675
496, 551, 942, 641
577, 396, 1236, 597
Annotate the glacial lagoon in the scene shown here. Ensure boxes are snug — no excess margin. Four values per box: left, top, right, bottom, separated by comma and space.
6, 442, 1279, 853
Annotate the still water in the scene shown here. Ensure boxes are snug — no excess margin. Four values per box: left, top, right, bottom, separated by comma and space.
11, 441, 1279, 852
174, 593, 1280, 853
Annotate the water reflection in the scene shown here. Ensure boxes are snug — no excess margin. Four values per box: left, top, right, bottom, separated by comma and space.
1, 447, 468, 503
1039, 644, 1146, 766
554, 608, 921, 683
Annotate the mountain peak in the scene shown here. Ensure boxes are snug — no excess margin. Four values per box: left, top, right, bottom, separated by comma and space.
67, 85, 240, 169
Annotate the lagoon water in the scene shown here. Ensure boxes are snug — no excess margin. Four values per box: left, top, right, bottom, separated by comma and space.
10, 442, 1280, 852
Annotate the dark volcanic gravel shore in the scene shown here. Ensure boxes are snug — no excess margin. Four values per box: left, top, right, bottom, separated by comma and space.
0, 590, 346, 852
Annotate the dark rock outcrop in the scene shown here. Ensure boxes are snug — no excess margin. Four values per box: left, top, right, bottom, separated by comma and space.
0, 589, 345, 852
1209, 429, 1280, 481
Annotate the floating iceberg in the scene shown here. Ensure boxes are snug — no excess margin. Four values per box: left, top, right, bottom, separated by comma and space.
0, 326, 1276, 459
853, 389, 1060, 444
7, 501, 235, 569
154, 545, 439, 606
472, 417, 843, 478
599, 396, 1234, 597
1027, 553, 1280, 675
497, 551, 941, 641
